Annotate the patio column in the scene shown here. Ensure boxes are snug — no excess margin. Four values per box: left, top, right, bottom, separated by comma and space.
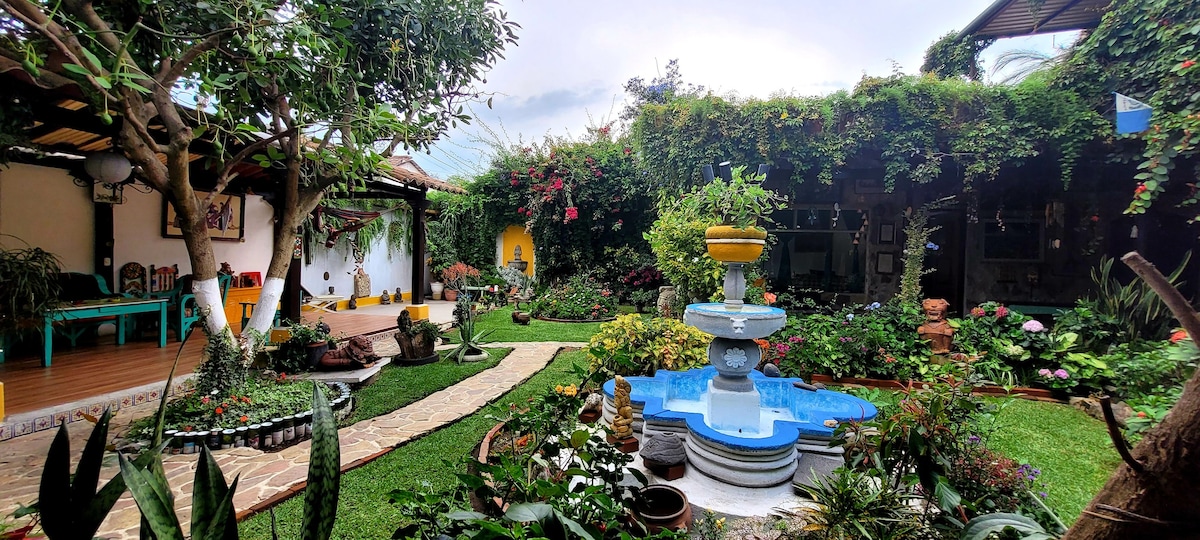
410, 193, 428, 305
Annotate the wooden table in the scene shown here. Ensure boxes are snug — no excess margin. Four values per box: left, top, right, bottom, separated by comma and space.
43, 298, 167, 366
305, 295, 343, 313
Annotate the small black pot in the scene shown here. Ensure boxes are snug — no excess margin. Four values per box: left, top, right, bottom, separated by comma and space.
306, 341, 330, 368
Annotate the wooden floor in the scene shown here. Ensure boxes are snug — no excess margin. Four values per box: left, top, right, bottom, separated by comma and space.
0, 311, 397, 415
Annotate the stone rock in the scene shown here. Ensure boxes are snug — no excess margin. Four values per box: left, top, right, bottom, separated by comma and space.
581, 391, 603, 413
762, 363, 782, 378
792, 451, 845, 490
640, 432, 687, 466
1071, 397, 1135, 426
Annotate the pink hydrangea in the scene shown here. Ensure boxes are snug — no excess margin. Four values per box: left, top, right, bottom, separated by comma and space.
1022, 320, 1045, 333
995, 306, 1009, 318
1054, 369, 1070, 379
971, 307, 986, 317
1038, 368, 1052, 377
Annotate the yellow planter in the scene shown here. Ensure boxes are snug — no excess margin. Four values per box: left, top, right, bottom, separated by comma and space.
705, 226, 767, 263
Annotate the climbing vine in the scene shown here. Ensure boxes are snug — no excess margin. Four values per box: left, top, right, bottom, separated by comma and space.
633, 74, 1104, 195
1051, 0, 1200, 217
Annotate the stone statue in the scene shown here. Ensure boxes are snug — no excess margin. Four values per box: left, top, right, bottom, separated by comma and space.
917, 298, 954, 355
318, 335, 379, 371
507, 244, 528, 272
380, 290, 391, 305
611, 376, 635, 439
353, 268, 371, 299
656, 286, 677, 319
348, 294, 358, 310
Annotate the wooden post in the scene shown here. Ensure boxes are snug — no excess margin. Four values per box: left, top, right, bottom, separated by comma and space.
411, 193, 428, 305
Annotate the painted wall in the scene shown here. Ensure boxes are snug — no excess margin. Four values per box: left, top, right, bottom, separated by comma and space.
0, 162, 94, 272
113, 189, 275, 279
303, 212, 414, 299
496, 225, 535, 276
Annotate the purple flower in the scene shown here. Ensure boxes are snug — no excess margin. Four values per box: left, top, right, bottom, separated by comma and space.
1038, 368, 1052, 377
1022, 320, 1045, 332
1039, 491, 1048, 499
968, 435, 980, 443
1054, 369, 1070, 379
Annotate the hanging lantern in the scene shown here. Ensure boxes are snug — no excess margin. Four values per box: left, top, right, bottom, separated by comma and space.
84, 152, 132, 184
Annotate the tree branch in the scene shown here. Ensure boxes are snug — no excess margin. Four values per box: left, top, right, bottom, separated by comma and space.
158, 33, 224, 88
1121, 252, 1200, 340
1, 0, 117, 101
1099, 395, 1143, 473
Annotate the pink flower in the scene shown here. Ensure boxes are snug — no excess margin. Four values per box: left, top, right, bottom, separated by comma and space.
775, 343, 791, 354
510, 178, 519, 186
1022, 320, 1045, 332
971, 307, 986, 318
1054, 369, 1070, 379
517, 207, 526, 215
995, 306, 1009, 318
1038, 368, 1052, 377
788, 336, 804, 343
551, 178, 564, 190
564, 207, 579, 221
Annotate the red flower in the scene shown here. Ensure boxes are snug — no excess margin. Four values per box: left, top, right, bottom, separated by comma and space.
242, 396, 251, 403
1182, 59, 1196, 69
1171, 330, 1188, 343
594, 170, 603, 177
564, 207, 579, 221
1135, 183, 1148, 195
1137, 411, 1147, 418
214, 407, 224, 415
517, 207, 527, 215
1090, 215, 1100, 222
240, 415, 249, 423
623, 147, 632, 155
971, 307, 986, 318
551, 178, 564, 190
995, 306, 1009, 318
510, 178, 519, 186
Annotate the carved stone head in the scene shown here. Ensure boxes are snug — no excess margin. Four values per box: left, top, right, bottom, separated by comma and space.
922, 298, 950, 323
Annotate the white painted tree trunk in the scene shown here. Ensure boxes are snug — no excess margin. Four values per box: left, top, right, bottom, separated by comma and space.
243, 276, 286, 335
192, 277, 229, 335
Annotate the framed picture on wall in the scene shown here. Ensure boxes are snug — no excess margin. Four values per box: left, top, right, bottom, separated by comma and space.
878, 223, 896, 244
162, 192, 245, 241
876, 252, 895, 274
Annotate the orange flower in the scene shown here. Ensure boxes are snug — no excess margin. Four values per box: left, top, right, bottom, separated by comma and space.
240, 415, 249, 423
1182, 59, 1196, 69
215, 407, 224, 415
1170, 330, 1188, 343
763, 292, 777, 305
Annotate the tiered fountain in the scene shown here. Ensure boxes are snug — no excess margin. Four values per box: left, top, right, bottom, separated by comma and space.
604, 164, 877, 490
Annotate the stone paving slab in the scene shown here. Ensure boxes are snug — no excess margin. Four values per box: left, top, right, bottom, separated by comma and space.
0, 341, 583, 539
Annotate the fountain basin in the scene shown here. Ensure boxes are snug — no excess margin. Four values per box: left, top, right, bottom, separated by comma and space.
684, 303, 786, 340
603, 367, 878, 487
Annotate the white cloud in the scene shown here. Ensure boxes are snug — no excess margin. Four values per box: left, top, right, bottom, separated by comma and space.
410, 0, 1079, 179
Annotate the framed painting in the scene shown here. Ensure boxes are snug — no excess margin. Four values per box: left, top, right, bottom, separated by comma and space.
875, 252, 896, 275
162, 192, 245, 241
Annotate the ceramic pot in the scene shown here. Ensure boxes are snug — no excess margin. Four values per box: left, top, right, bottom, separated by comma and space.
634, 485, 692, 534
443, 289, 459, 302
305, 341, 330, 368
705, 225, 767, 263
431, 281, 445, 300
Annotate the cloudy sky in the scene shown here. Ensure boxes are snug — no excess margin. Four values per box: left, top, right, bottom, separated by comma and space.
409, 0, 1078, 180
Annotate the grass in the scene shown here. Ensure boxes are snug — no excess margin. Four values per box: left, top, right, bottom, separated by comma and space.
341, 347, 511, 426
239, 349, 590, 539
989, 398, 1121, 525
442, 304, 605, 344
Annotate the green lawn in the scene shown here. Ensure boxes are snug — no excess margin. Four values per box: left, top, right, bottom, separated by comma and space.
442, 305, 605, 344
341, 347, 511, 426
239, 349, 590, 539
990, 399, 1121, 525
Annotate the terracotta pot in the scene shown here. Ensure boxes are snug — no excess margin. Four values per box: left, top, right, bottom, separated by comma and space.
443, 289, 458, 302
634, 485, 691, 534
705, 225, 767, 263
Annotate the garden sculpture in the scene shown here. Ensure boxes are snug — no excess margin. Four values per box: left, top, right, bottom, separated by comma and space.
917, 298, 954, 355
380, 290, 391, 305
318, 335, 379, 370
612, 376, 635, 439
507, 244, 528, 272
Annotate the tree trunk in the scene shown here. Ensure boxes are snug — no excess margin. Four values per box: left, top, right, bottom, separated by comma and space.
165, 169, 227, 335
1064, 253, 1200, 539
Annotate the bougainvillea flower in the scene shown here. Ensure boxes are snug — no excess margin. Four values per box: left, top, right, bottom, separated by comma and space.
564, 207, 579, 221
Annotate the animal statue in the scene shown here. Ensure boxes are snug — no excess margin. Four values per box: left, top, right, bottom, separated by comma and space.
318, 335, 379, 371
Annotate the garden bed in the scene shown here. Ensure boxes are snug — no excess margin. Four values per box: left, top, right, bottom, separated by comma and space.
807, 374, 1062, 401
534, 315, 617, 323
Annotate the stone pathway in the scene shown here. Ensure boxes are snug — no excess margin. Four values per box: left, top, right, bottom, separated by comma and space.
0, 341, 584, 539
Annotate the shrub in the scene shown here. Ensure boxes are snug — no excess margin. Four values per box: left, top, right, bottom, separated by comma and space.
646, 195, 722, 303
529, 275, 618, 320
1109, 339, 1197, 399
587, 314, 712, 377
775, 301, 926, 380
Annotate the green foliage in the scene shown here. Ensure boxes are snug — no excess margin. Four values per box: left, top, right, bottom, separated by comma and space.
799, 466, 927, 539
690, 165, 788, 228
302, 386, 340, 540
1051, 0, 1200, 216
646, 194, 723, 303
959, 512, 1054, 540
528, 275, 618, 321
774, 301, 926, 380
0, 239, 62, 336
897, 199, 952, 306
448, 296, 493, 363
587, 314, 712, 378
194, 329, 247, 397
1089, 252, 1189, 342
634, 74, 1102, 194
128, 377, 336, 437
921, 32, 994, 81
37, 410, 135, 540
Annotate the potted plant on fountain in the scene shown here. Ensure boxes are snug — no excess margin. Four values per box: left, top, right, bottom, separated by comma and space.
692, 165, 787, 264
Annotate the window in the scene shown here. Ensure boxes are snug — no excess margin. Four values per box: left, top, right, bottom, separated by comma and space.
982, 220, 1044, 262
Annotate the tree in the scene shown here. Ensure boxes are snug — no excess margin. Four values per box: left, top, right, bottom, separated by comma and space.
0, 0, 517, 346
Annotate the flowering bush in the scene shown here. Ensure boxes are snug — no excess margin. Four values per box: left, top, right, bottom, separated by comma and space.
126, 377, 337, 439
775, 301, 926, 380
1036, 367, 1078, 391
441, 262, 481, 291
947, 444, 1048, 519
528, 275, 618, 321
588, 314, 712, 377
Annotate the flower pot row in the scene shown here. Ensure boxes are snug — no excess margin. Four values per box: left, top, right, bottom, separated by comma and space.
163, 382, 351, 454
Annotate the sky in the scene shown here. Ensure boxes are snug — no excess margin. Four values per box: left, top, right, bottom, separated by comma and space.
408, 0, 1078, 180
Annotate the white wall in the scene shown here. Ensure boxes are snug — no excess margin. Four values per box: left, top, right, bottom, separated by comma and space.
0, 162, 94, 272
302, 213, 414, 298
113, 189, 275, 278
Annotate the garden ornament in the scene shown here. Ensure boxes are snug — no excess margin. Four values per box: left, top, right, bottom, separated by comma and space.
318, 335, 379, 371
611, 376, 635, 439
917, 298, 954, 356
379, 290, 391, 305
